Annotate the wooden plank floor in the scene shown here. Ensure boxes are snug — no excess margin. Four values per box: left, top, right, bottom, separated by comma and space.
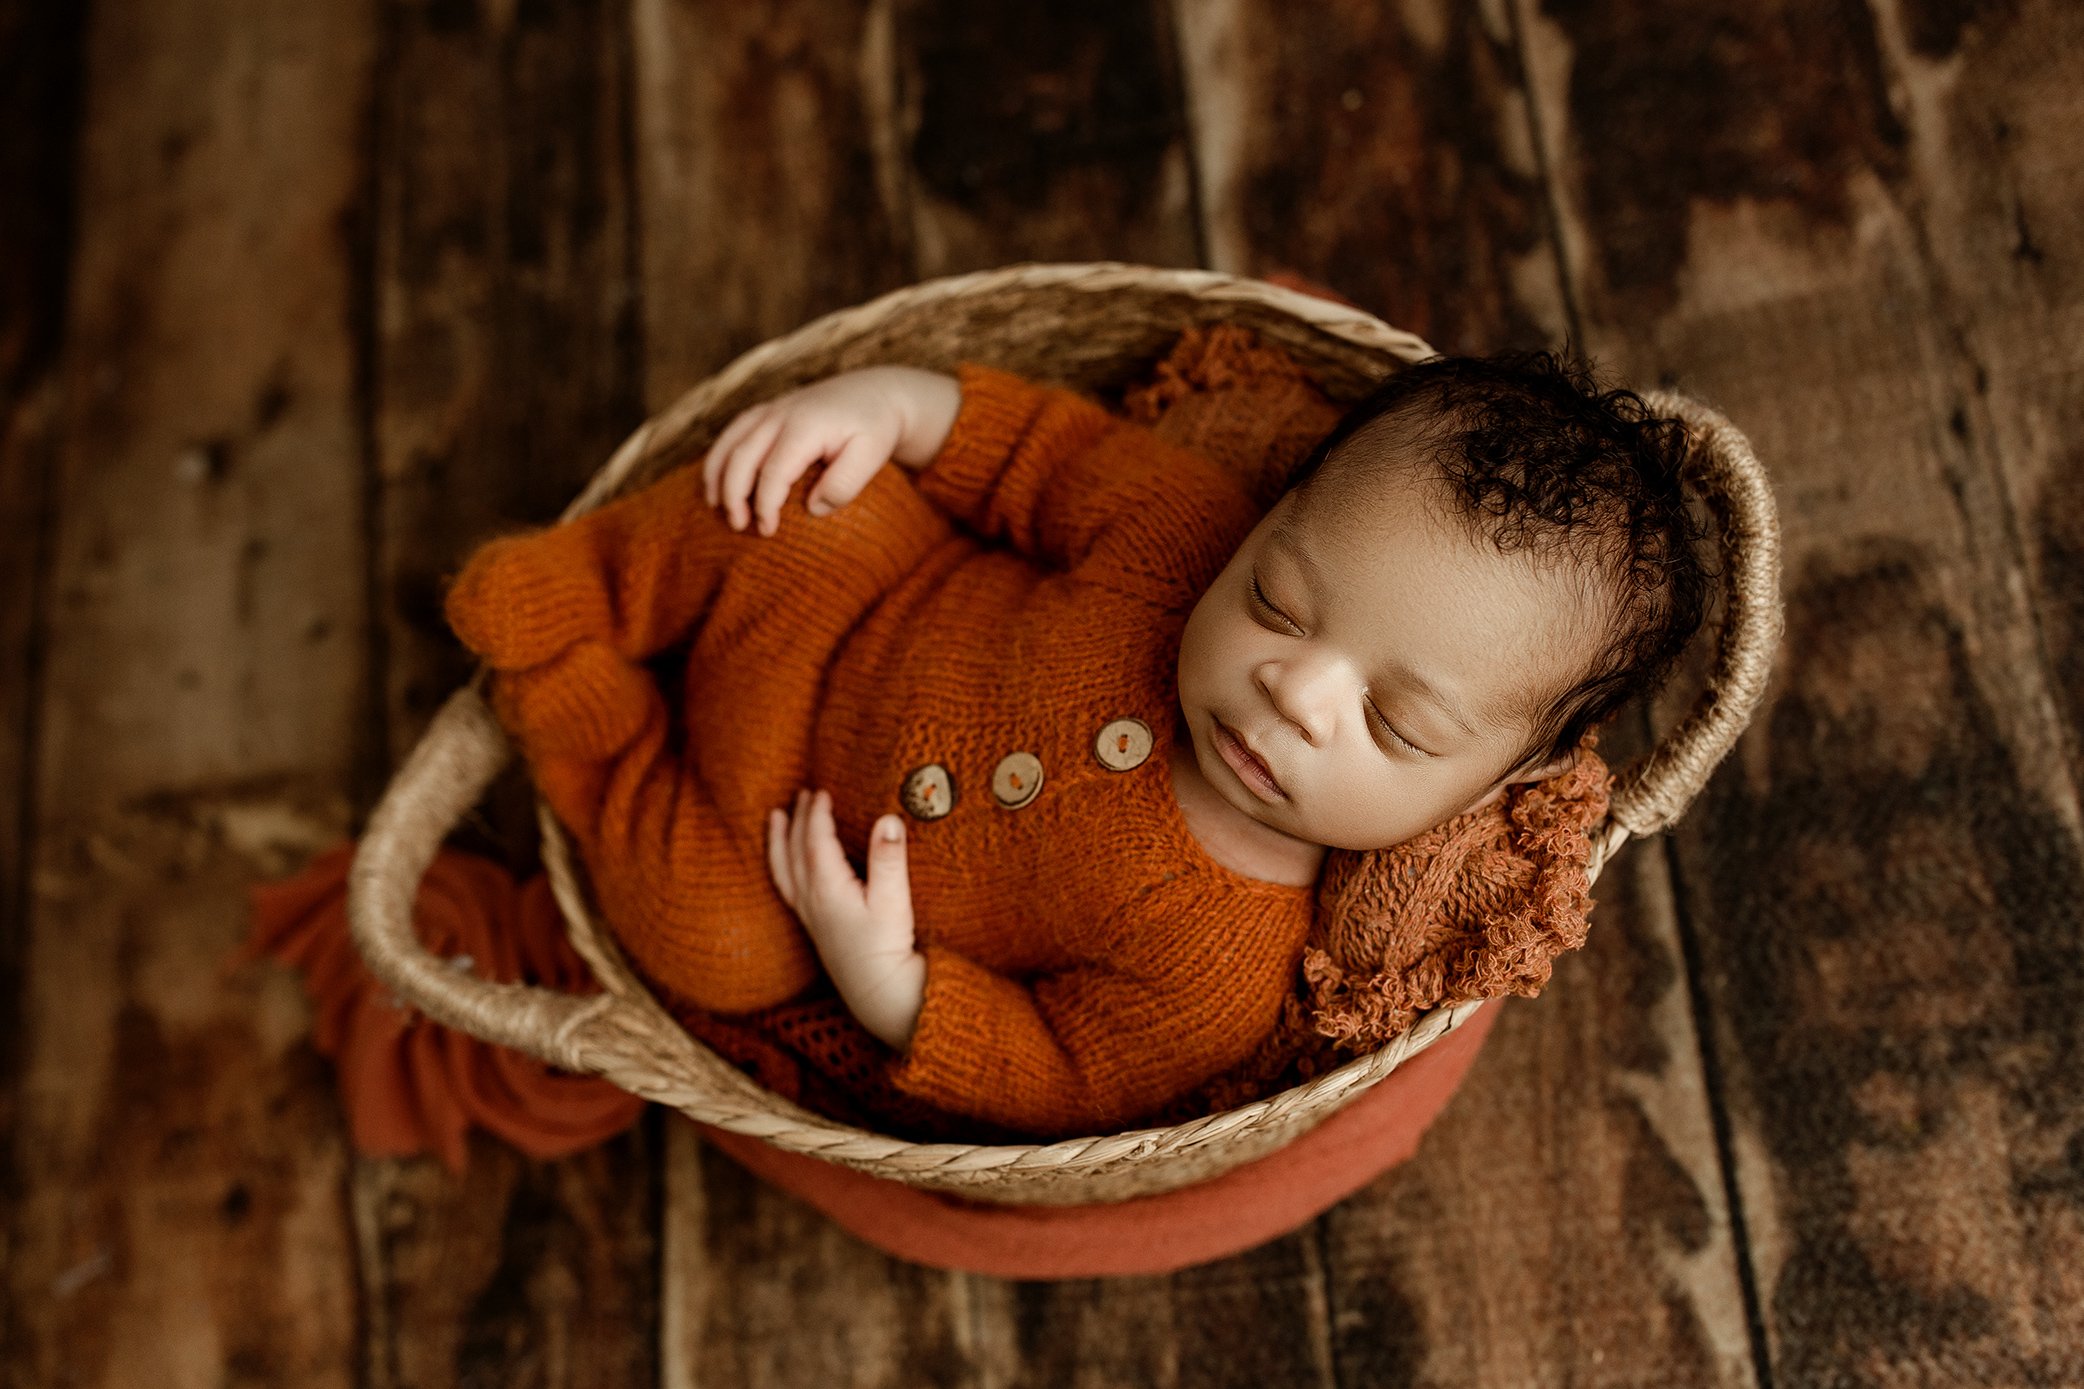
3, 1, 2078, 1384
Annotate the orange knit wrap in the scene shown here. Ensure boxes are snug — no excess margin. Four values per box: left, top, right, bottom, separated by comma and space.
1303, 739, 1610, 1049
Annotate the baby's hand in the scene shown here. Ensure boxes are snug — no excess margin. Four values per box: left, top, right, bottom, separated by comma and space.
703, 366, 961, 537
767, 788, 926, 1049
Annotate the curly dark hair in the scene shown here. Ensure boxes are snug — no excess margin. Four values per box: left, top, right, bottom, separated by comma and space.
1280, 348, 1713, 776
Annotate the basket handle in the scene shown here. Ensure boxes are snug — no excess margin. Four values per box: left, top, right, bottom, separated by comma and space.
1603, 390, 1784, 839
347, 681, 628, 1072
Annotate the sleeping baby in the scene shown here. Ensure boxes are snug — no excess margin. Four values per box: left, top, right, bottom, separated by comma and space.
443, 342, 1707, 1139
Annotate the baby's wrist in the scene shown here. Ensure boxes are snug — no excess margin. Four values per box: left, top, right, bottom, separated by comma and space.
883, 367, 962, 470
830, 947, 926, 1051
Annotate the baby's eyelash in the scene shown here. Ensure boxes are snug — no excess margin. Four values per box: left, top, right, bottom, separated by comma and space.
1367, 701, 1427, 756
1248, 575, 1294, 627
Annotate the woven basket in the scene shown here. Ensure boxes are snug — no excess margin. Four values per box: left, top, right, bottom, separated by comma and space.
348, 263, 1781, 1206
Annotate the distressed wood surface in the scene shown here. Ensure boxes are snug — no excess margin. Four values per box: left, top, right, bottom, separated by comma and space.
356, 1, 661, 1385
891, 0, 1201, 277
1178, 0, 1566, 355
1319, 848, 1756, 1386
631, 0, 914, 407
662, 1119, 982, 1389
1177, 2, 1760, 1384
979, 1245, 1338, 1389
7, 0, 2081, 1383
634, 4, 988, 1385
1517, 0, 2084, 1382
0, 0, 84, 1236
1877, 0, 2084, 796
2, 1, 376, 1384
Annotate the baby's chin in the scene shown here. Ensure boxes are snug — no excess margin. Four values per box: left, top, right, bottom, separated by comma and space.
1216, 770, 1330, 847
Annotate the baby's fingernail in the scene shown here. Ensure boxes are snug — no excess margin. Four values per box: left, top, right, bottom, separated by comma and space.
881, 817, 902, 842
809, 498, 829, 516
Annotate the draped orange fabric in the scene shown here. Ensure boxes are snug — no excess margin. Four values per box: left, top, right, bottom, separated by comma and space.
239, 843, 644, 1173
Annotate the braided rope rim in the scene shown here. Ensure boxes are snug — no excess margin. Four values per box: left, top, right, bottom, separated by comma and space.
1609, 391, 1784, 836
559, 262, 1437, 525
348, 262, 1780, 1199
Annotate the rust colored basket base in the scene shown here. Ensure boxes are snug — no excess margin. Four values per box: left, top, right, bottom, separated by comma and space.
694, 999, 1501, 1279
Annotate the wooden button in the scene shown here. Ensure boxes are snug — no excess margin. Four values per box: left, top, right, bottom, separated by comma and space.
899, 763, 957, 820
1092, 717, 1154, 772
990, 751, 1044, 809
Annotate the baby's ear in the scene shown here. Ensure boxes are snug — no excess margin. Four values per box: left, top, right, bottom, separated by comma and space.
1512, 749, 1577, 785
1460, 750, 1577, 819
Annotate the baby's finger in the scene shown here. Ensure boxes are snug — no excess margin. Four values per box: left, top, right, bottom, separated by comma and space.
703, 404, 767, 507
765, 808, 797, 910
807, 431, 888, 517
752, 422, 827, 537
802, 791, 864, 921
719, 413, 786, 529
786, 788, 814, 899
721, 412, 787, 528
804, 790, 860, 882
864, 814, 911, 922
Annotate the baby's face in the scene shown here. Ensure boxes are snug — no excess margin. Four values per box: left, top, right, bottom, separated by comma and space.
1175, 464, 1600, 854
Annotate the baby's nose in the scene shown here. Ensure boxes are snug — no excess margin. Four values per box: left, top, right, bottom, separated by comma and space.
1265, 665, 1347, 741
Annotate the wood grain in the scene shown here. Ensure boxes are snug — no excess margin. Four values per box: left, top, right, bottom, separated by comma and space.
892, 0, 1200, 276
354, 1138, 661, 1389
632, 3, 998, 1383
1175, 0, 1566, 354
1867, 0, 2084, 795
1517, 0, 2084, 1381
0, 0, 85, 1210
1177, 1, 1760, 1382
4, 0, 375, 1382
978, 1239, 1337, 1389
359, 0, 659, 1384
662, 1119, 983, 1389
632, 0, 915, 407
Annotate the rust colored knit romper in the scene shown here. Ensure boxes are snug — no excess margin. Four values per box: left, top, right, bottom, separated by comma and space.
445, 367, 1314, 1136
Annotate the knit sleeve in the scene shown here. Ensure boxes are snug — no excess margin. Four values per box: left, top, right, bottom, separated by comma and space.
885, 889, 1308, 1137
911, 364, 1250, 593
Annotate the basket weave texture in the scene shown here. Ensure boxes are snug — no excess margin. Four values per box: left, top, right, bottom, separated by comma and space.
348, 263, 1782, 1205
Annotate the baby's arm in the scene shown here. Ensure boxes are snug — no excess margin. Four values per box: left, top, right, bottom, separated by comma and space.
706, 363, 1242, 592
906, 365, 1246, 585
888, 905, 1305, 1136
